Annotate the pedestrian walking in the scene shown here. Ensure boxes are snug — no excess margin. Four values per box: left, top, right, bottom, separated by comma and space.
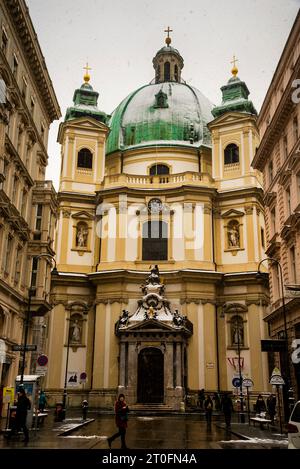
82, 399, 89, 420
107, 394, 129, 449
204, 395, 213, 425
8, 387, 31, 442
197, 388, 205, 409
38, 391, 47, 412
267, 393, 276, 425
213, 392, 221, 411
221, 393, 234, 428
255, 394, 266, 414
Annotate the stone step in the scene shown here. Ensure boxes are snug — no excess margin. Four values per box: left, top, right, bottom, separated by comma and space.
129, 404, 174, 412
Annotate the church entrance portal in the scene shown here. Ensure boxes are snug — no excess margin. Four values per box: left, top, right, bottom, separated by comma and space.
137, 347, 164, 403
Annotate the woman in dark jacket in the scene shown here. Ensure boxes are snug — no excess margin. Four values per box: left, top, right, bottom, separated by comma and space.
204, 395, 213, 425
255, 394, 267, 414
107, 394, 129, 449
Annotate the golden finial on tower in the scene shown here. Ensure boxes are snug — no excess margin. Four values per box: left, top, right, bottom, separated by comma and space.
164, 26, 173, 46
83, 62, 92, 83
231, 55, 238, 77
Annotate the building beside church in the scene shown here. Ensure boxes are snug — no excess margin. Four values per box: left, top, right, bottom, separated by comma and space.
47, 34, 270, 409
252, 11, 300, 400
0, 0, 60, 409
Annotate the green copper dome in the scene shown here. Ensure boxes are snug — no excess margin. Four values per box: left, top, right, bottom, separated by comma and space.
106, 82, 214, 155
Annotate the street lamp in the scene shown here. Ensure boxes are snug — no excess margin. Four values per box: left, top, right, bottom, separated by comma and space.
257, 257, 294, 421
19, 254, 57, 385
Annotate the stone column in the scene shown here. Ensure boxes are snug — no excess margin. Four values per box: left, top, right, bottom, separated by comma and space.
119, 342, 126, 387
165, 343, 174, 388
176, 342, 182, 387
127, 342, 137, 403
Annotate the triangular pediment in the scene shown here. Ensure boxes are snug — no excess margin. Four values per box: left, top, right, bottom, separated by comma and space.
119, 319, 177, 333
71, 210, 94, 220
208, 111, 256, 129
57, 117, 109, 143
221, 209, 244, 219
66, 116, 109, 130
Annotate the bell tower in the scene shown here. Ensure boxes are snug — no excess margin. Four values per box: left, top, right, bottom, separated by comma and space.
152, 27, 184, 83
55, 67, 109, 272
208, 57, 260, 188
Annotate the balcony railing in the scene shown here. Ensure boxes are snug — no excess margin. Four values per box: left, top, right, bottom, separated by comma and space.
102, 171, 213, 189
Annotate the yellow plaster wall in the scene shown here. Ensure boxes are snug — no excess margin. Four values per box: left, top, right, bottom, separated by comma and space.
203, 303, 218, 390
92, 303, 106, 388
46, 304, 66, 388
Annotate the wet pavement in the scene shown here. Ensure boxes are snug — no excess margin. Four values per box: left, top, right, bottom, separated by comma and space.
0, 412, 236, 449
0, 411, 288, 449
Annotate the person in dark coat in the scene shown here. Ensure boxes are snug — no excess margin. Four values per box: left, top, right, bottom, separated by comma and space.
213, 392, 221, 411
255, 394, 267, 414
204, 395, 213, 426
82, 399, 88, 420
8, 387, 31, 442
267, 394, 276, 424
198, 389, 205, 409
38, 391, 47, 412
107, 394, 129, 449
221, 393, 234, 428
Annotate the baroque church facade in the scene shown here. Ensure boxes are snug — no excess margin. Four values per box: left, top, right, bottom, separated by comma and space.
45, 35, 270, 409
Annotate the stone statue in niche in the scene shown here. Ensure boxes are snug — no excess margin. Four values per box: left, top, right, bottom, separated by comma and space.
76, 224, 88, 248
69, 319, 82, 343
231, 319, 244, 346
227, 221, 240, 248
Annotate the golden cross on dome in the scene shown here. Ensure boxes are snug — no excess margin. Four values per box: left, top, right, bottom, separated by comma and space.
83, 62, 92, 82
164, 26, 173, 45
231, 55, 238, 77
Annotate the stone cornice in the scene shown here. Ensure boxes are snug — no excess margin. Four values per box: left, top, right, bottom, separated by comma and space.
5, 134, 34, 187
253, 53, 300, 170
4, 0, 61, 122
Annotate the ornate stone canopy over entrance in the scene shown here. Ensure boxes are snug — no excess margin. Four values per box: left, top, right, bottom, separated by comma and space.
115, 266, 193, 409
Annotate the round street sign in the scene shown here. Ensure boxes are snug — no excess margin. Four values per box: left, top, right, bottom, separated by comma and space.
270, 374, 285, 386
243, 378, 254, 388
37, 354, 48, 367
232, 377, 241, 387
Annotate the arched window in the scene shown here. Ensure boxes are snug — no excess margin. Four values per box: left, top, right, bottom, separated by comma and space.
174, 64, 178, 82
224, 144, 239, 165
77, 148, 93, 169
0, 309, 5, 336
149, 164, 169, 176
164, 61, 170, 81
230, 315, 244, 346
142, 221, 168, 260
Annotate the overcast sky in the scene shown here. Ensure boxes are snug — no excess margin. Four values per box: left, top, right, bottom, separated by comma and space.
26, 0, 299, 189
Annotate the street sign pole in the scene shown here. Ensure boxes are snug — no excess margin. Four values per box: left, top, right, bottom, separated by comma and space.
277, 385, 283, 435
246, 387, 250, 425
242, 378, 253, 426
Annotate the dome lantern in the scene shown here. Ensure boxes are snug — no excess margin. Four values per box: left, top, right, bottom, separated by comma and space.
152, 27, 184, 83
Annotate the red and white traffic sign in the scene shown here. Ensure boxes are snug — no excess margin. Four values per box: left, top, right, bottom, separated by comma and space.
37, 354, 48, 367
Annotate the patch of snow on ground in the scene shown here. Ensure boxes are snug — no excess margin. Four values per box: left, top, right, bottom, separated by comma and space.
221, 438, 288, 445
